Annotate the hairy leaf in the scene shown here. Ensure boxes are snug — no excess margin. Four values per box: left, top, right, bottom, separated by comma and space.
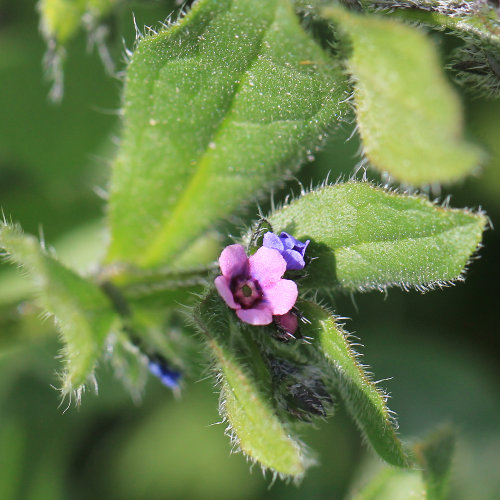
324, 6, 484, 185
107, 0, 349, 268
0, 219, 107, 307
301, 301, 409, 467
0, 223, 116, 397
267, 182, 487, 292
359, 1, 500, 97
196, 292, 308, 478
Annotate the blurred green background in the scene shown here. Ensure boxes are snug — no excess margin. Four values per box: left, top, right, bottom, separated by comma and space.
1, 1, 499, 499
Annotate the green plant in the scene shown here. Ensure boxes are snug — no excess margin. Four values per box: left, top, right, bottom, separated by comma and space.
1, 0, 498, 496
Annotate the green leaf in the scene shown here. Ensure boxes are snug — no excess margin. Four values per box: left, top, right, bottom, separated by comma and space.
358, 1, 500, 97
171, 231, 222, 270
351, 427, 455, 499
301, 301, 410, 467
351, 467, 425, 500
0, 219, 107, 307
0, 223, 116, 398
414, 427, 455, 500
129, 306, 200, 373
267, 181, 487, 292
195, 292, 309, 478
107, 0, 349, 268
323, 6, 484, 185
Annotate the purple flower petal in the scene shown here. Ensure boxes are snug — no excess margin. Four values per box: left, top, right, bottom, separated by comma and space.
297, 239, 310, 253
264, 279, 298, 315
236, 303, 273, 325
248, 246, 286, 288
262, 232, 284, 252
281, 232, 309, 251
214, 275, 240, 310
219, 244, 248, 279
262, 232, 310, 271
279, 232, 296, 250
282, 249, 306, 271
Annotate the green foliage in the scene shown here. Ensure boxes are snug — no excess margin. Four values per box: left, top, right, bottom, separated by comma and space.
358, 0, 500, 97
107, 331, 148, 400
469, 98, 500, 203
38, 0, 119, 44
0, 220, 107, 308
377, 0, 500, 45
172, 231, 222, 270
38, 0, 122, 101
324, 6, 484, 185
1, 0, 497, 492
350, 427, 455, 499
301, 301, 409, 467
107, 0, 349, 268
196, 292, 308, 478
415, 427, 455, 500
268, 182, 487, 292
0, 223, 116, 397
351, 467, 425, 500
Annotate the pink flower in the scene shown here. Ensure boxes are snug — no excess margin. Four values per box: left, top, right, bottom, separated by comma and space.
214, 244, 298, 326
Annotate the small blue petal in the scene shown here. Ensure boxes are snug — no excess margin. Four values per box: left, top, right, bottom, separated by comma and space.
262, 232, 284, 252
263, 232, 309, 270
279, 232, 296, 250
283, 249, 305, 270
148, 359, 182, 389
280, 232, 309, 253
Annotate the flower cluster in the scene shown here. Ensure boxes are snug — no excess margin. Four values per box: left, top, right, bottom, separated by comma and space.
214, 232, 309, 328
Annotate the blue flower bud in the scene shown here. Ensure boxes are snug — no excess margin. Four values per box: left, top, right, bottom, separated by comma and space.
262, 232, 310, 270
148, 356, 181, 389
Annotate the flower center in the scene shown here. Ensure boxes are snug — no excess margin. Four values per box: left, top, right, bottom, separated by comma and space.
231, 276, 262, 309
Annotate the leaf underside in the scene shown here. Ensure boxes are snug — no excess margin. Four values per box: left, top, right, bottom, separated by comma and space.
360, 0, 500, 48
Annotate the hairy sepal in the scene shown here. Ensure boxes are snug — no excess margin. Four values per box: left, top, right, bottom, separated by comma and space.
195, 292, 310, 479
300, 301, 410, 467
